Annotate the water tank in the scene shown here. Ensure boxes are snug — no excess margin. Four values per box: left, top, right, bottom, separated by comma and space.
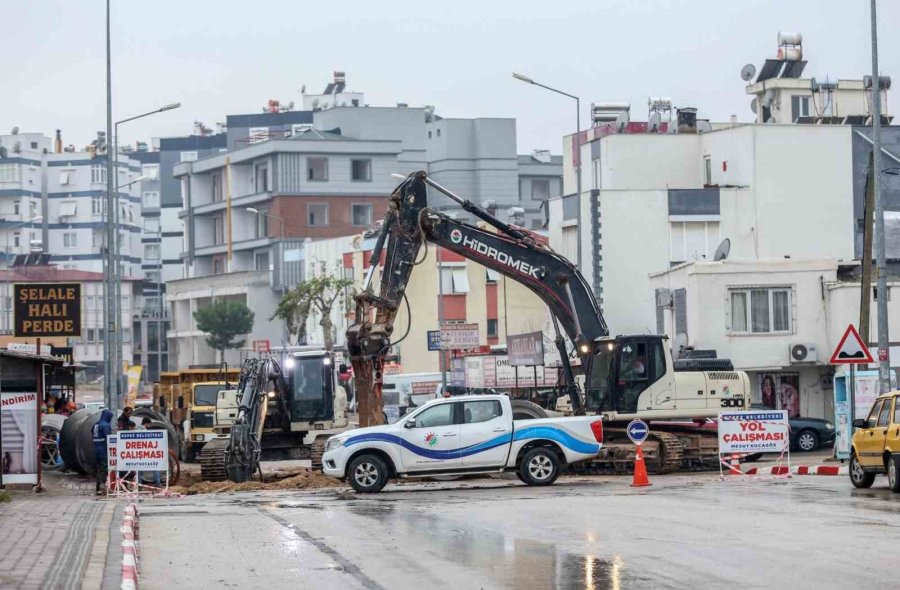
777, 47, 803, 61
778, 32, 802, 46
676, 107, 698, 134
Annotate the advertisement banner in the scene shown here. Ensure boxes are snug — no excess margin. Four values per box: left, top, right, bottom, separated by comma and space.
117, 430, 168, 471
440, 323, 480, 350
449, 358, 465, 388
508, 331, 544, 367
427, 331, 442, 352
463, 356, 556, 389
14, 283, 82, 337
0, 392, 39, 484
107, 435, 117, 472
758, 373, 800, 418
718, 410, 789, 454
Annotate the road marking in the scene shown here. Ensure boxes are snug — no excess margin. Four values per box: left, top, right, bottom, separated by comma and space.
258, 506, 387, 590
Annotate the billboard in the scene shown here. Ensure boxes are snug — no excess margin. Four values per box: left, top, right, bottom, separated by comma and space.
440, 323, 479, 350
508, 331, 544, 366
117, 430, 168, 471
0, 392, 39, 484
718, 410, 789, 454
14, 283, 82, 337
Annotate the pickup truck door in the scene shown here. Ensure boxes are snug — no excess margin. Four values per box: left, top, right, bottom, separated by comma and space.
398, 401, 461, 472
460, 399, 511, 468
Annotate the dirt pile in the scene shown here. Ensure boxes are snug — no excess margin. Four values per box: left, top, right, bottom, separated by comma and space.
171, 467, 341, 495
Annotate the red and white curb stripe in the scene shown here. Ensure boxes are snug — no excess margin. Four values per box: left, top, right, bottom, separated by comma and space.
121, 503, 140, 590
742, 464, 848, 476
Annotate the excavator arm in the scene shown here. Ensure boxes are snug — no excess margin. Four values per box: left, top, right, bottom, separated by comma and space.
347, 171, 608, 426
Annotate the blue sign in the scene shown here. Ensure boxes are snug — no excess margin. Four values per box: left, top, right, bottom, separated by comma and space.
427, 331, 442, 352
626, 419, 650, 444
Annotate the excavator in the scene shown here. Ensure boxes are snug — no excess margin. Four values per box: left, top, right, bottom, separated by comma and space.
346, 171, 750, 473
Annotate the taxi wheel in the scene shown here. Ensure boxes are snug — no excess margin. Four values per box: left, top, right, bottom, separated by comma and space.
850, 453, 875, 489
888, 455, 900, 493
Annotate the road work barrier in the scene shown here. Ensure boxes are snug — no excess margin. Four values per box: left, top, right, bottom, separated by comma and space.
718, 411, 791, 479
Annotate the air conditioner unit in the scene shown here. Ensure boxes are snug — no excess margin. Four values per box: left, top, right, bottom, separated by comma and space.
656, 289, 673, 308
789, 343, 818, 364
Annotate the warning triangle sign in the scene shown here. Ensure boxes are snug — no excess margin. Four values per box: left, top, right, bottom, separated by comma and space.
830, 324, 874, 365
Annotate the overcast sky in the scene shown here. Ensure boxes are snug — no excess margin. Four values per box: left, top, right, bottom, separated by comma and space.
3, 0, 898, 154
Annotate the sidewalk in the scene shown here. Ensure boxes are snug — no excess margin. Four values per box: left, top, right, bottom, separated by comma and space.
0, 471, 125, 590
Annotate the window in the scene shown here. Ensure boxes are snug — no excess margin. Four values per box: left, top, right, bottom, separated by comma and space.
791, 95, 811, 122
146, 270, 161, 283
87, 328, 96, 343
59, 171, 71, 185
255, 251, 270, 271
142, 164, 159, 180
30, 141, 37, 149
0, 164, 22, 183
670, 221, 719, 263
180, 151, 198, 162
91, 196, 105, 216
413, 403, 454, 428
487, 319, 498, 338
122, 296, 130, 310
704, 156, 712, 185
213, 258, 224, 274
29, 201, 38, 217
729, 287, 792, 334
122, 328, 131, 344
531, 179, 550, 200
86, 295, 95, 310
463, 400, 502, 424
91, 165, 106, 184
351, 159, 372, 182
59, 201, 77, 218
143, 191, 160, 208
212, 172, 223, 202
214, 215, 224, 244
12, 232, 20, 248
894, 398, 900, 425
254, 208, 269, 238
307, 157, 328, 181
440, 267, 470, 294
486, 269, 500, 283
13, 200, 20, 215
143, 218, 160, 233
254, 163, 269, 193
308, 203, 329, 226
878, 400, 891, 427
144, 244, 160, 260
63, 232, 77, 248
351, 203, 373, 227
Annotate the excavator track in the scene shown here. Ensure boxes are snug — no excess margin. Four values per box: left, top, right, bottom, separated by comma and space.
199, 438, 229, 482
310, 440, 325, 472
583, 428, 684, 474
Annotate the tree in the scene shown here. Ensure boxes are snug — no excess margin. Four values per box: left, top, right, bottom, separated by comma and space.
272, 262, 354, 350
193, 300, 255, 361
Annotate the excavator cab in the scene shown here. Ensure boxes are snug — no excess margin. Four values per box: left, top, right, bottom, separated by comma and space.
284, 351, 336, 422
584, 336, 671, 415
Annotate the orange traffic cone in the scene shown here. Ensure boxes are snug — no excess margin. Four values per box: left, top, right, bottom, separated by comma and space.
725, 454, 742, 476
632, 444, 651, 487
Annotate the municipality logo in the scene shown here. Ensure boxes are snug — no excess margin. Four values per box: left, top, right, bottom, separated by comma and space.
450, 229, 463, 244
424, 432, 439, 447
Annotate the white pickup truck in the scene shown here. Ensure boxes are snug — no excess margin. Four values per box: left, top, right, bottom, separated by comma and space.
322, 394, 603, 493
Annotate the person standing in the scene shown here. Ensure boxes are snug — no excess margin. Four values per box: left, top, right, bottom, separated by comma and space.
117, 406, 133, 431
92, 409, 114, 495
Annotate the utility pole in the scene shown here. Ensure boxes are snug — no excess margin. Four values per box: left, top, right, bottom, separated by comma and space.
103, 0, 117, 414
870, 0, 891, 393
859, 152, 875, 346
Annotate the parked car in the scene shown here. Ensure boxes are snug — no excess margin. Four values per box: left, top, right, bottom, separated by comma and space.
322, 394, 603, 493
751, 404, 835, 452
849, 391, 900, 491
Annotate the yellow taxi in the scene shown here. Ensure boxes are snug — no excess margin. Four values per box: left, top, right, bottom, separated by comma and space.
850, 391, 900, 492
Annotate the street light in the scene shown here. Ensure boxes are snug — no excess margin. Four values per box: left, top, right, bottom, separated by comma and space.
3, 215, 43, 332
512, 72, 585, 274
246, 207, 286, 238
106, 100, 182, 416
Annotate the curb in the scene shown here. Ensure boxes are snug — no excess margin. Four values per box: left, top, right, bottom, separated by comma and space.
742, 465, 848, 476
121, 503, 139, 590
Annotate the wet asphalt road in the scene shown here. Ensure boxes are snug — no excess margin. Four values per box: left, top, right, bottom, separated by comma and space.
138, 473, 899, 589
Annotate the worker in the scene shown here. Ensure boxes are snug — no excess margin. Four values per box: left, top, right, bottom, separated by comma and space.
141, 417, 162, 488
117, 407, 133, 431
91, 409, 114, 495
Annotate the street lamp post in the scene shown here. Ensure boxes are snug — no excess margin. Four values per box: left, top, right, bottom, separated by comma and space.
3, 215, 43, 332
246, 207, 286, 238
512, 73, 589, 286
108, 102, 181, 415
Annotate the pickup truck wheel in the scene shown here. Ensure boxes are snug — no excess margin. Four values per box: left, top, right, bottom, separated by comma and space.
849, 453, 875, 489
519, 448, 560, 486
347, 454, 389, 493
888, 455, 900, 493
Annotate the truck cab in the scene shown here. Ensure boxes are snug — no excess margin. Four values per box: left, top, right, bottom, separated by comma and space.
585, 335, 750, 420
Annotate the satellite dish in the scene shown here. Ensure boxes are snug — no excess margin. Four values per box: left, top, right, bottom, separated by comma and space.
762, 89, 776, 108
287, 101, 295, 110
810, 77, 819, 92
740, 64, 757, 82
672, 333, 689, 360
300, 84, 306, 94
713, 238, 731, 261
11, 126, 19, 135
750, 98, 758, 114
312, 98, 320, 109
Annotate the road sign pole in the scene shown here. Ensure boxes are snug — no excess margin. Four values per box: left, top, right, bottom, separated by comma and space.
849, 364, 856, 425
